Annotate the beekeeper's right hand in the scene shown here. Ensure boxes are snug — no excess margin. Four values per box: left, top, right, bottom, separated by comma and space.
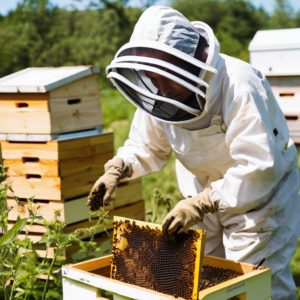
87, 157, 133, 207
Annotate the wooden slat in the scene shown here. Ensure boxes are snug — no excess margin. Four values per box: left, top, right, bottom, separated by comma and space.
114, 179, 143, 208
4, 158, 59, 177
1, 140, 59, 160
50, 95, 103, 134
3, 151, 113, 178
5, 176, 61, 200
0, 93, 49, 101
49, 74, 99, 99
0, 100, 49, 112
0, 112, 51, 134
203, 255, 255, 275
0, 132, 114, 161
6, 179, 143, 225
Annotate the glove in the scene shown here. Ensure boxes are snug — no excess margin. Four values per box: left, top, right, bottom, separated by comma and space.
87, 157, 133, 207
162, 188, 218, 234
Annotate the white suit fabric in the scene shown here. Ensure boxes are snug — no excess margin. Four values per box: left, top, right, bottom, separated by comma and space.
115, 6, 300, 300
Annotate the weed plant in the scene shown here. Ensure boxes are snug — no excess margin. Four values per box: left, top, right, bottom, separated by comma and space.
0, 165, 111, 300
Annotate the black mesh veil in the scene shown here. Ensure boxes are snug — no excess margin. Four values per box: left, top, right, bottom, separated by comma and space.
107, 47, 208, 123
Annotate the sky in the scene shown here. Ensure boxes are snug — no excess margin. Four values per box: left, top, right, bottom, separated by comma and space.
0, 0, 300, 15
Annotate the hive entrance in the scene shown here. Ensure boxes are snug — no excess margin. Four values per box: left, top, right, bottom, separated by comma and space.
111, 217, 206, 300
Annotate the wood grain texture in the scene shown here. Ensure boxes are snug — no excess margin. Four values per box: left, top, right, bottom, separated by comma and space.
3, 151, 113, 177
50, 95, 103, 134
5, 176, 61, 200
0, 111, 52, 134
49, 74, 99, 99
1, 140, 59, 160
0, 100, 49, 112
0, 93, 49, 101
4, 158, 59, 176
1, 132, 114, 161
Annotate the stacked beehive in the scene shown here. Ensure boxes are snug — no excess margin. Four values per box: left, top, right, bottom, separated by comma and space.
249, 28, 300, 146
0, 66, 144, 260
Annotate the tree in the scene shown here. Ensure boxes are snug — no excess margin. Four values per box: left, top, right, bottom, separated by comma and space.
269, 0, 296, 29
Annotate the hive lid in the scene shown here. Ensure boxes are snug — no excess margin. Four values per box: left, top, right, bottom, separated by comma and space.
0, 66, 100, 93
249, 28, 300, 52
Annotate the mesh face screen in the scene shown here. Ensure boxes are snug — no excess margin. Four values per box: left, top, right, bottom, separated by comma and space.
111, 219, 204, 300
113, 78, 199, 122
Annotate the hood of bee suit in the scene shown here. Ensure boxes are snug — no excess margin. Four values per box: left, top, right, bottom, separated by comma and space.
106, 6, 220, 128
130, 6, 200, 57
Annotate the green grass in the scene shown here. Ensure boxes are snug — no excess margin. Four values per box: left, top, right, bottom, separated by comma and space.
100, 88, 300, 294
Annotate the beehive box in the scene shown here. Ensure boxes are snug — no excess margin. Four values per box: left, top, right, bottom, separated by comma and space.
0, 66, 103, 134
266, 75, 300, 144
62, 245, 271, 300
1, 132, 114, 200
6, 179, 143, 225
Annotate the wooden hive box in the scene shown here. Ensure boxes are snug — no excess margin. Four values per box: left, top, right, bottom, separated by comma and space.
6, 179, 143, 225
62, 234, 271, 300
0, 66, 103, 134
266, 75, 300, 144
62, 255, 271, 300
1, 132, 114, 200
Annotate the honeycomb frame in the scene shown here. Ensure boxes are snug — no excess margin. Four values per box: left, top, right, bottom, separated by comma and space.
111, 216, 206, 300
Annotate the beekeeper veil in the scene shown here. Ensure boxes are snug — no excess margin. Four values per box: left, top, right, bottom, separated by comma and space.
106, 6, 220, 126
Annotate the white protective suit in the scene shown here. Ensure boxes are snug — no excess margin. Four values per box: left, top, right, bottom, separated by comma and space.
112, 6, 300, 300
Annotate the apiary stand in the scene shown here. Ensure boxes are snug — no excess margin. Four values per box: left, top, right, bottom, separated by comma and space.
62, 254, 271, 300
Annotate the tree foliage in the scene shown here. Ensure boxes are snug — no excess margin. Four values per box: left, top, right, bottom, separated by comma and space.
0, 0, 299, 83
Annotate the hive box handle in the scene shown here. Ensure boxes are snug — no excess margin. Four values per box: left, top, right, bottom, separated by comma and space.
16, 102, 29, 108
280, 93, 295, 97
67, 99, 81, 105
286, 116, 298, 121
22, 157, 40, 165
26, 174, 42, 182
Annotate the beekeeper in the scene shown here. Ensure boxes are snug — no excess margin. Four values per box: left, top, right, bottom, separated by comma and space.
88, 6, 300, 299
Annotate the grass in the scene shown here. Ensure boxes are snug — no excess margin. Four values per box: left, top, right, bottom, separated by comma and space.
100, 88, 300, 295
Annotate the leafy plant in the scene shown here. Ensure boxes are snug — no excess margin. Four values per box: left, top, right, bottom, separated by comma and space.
0, 164, 111, 300
148, 188, 173, 224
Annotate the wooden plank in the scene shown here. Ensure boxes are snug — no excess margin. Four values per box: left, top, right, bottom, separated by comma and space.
1, 132, 114, 161
3, 151, 113, 178
50, 96, 103, 134
61, 168, 104, 200
4, 158, 59, 177
58, 137, 114, 161
114, 179, 143, 208
0, 93, 49, 101
72, 254, 112, 272
63, 265, 184, 300
50, 74, 99, 99
0, 100, 49, 112
202, 255, 255, 275
5, 176, 61, 200
0, 112, 51, 134
7, 199, 65, 223
59, 151, 112, 177
1, 140, 59, 160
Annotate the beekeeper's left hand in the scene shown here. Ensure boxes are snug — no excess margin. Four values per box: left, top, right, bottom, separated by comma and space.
162, 188, 218, 234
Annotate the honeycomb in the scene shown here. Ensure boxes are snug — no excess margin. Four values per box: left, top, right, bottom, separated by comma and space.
89, 185, 105, 211
200, 265, 242, 290
111, 219, 204, 300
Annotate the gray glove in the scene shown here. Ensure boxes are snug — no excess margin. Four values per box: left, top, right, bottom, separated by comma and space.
87, 157, 132, 207
162, 188, 218, 234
